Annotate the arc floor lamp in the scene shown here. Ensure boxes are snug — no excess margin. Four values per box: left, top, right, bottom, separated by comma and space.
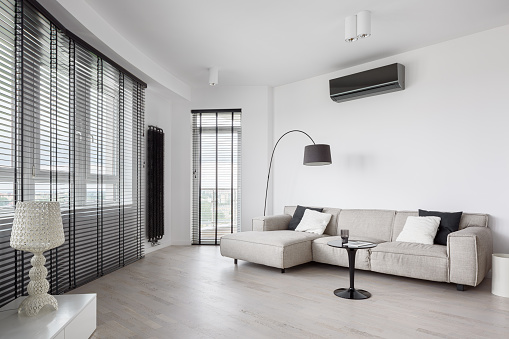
264, 130, 332, 216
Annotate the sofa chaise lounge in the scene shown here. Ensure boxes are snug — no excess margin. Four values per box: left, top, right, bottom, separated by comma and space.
220, 206, 492, 290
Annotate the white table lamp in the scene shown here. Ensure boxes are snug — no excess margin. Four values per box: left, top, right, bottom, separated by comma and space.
10, 201, 65, 316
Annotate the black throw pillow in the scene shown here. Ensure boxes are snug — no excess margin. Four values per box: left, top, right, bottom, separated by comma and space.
288, 205, 324, 230
418, 209, 463, 245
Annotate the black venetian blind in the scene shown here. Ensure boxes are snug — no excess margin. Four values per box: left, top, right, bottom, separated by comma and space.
0, 0, 145, 308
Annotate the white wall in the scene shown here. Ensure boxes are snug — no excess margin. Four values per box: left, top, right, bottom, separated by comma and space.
273, 25, 509, 253
169, 96, 193, 245
192, 86, 273, 232
144, 86, 192, 252
145, 85, 272, 248
145, 84, 273, 248
146, 85, 273, 248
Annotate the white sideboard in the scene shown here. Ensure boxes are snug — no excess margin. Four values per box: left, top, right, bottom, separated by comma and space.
0, 293, 96, 339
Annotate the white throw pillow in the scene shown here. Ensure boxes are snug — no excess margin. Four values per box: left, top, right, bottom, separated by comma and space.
295, 209, 332, 235
396, 216, 441, 245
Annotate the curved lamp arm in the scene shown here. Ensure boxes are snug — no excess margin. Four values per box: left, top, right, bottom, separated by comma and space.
264, 130, 331, 216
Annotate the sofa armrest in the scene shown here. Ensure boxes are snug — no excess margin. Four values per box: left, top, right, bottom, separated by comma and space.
448, 226, 493, 286
252, 214, 292, 232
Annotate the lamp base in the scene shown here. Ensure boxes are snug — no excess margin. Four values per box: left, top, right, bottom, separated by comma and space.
17, 252, 59, 317
18, 293, 58, 317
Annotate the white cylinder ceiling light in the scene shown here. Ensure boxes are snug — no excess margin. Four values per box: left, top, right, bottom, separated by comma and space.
357, 10, 371, 38
209, 66, 219, 86
344, 15, 357, 42
345, 10, 371, 43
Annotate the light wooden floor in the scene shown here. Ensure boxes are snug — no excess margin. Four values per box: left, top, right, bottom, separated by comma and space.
70, 245, 509, 339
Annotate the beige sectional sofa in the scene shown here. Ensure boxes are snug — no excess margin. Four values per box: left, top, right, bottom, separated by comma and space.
220, 206, 492, 289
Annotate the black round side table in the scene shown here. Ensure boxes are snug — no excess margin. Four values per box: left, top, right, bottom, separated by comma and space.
327, 239, 377, 300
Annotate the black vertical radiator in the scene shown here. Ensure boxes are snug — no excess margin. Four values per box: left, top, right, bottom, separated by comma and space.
147, 126, 165, 245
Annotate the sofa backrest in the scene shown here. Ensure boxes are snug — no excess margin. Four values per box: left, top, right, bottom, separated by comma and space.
459, 213, 489, 229
337, 209, 395, 242
283, 206, 489, 242
322, 207, 341, 235
284, 206, 341, 236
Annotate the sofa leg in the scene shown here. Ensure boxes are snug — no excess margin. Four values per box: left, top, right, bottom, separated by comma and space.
234, 259, 237, 265
281, 268, 285, 273
456, 284, 465, 291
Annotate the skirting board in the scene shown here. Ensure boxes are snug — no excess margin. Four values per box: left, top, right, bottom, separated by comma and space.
145, 241, 192, 255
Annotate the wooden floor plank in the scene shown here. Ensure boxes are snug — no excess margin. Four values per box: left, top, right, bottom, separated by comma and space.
71, 245, 509, 339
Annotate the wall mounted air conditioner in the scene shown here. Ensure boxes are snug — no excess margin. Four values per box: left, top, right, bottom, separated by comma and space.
329, 63, 405, 103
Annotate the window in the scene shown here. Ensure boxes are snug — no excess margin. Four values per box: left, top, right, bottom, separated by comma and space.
0, 0, 145, 308
0, 0, 15, 219
192, 109, 241, 245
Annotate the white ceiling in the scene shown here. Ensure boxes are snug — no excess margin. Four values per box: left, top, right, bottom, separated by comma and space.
52, 0, 509, 87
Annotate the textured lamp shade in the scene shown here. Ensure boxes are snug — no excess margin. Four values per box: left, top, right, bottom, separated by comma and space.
303, 144, 332, 166
11, 201, 65, 252
10, 201, 65, 316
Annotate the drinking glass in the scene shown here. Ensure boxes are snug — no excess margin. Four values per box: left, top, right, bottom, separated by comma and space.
340, 229, 349, 244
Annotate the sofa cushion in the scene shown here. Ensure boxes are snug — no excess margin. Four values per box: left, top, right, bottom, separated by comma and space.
419, 209, 462, 245
396, 216, 441, 245
312, 236, 383, 270
337, 209, 395, 242
295, 209, 332, 235
372, 241, 447, 258
285, 206, 341, 236
220, 231, 321, 269
288, 205, 323, 230
370, 241, 448, 282
221, 230, 321, 247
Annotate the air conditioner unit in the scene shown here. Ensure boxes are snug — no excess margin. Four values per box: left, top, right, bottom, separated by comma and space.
329, 63, 405, 103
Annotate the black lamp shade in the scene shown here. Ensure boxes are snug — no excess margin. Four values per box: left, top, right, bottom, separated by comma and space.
303, 144, 332, 166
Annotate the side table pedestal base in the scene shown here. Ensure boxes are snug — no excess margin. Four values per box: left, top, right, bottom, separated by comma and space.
334, 288, 371, 300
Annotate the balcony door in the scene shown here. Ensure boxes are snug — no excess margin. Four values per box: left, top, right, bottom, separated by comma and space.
191, 110, 241, 245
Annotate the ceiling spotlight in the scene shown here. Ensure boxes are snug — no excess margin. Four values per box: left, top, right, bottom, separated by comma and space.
209, 66, 219, 86
357, 10, 371, 39
344, 15, 357, 42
